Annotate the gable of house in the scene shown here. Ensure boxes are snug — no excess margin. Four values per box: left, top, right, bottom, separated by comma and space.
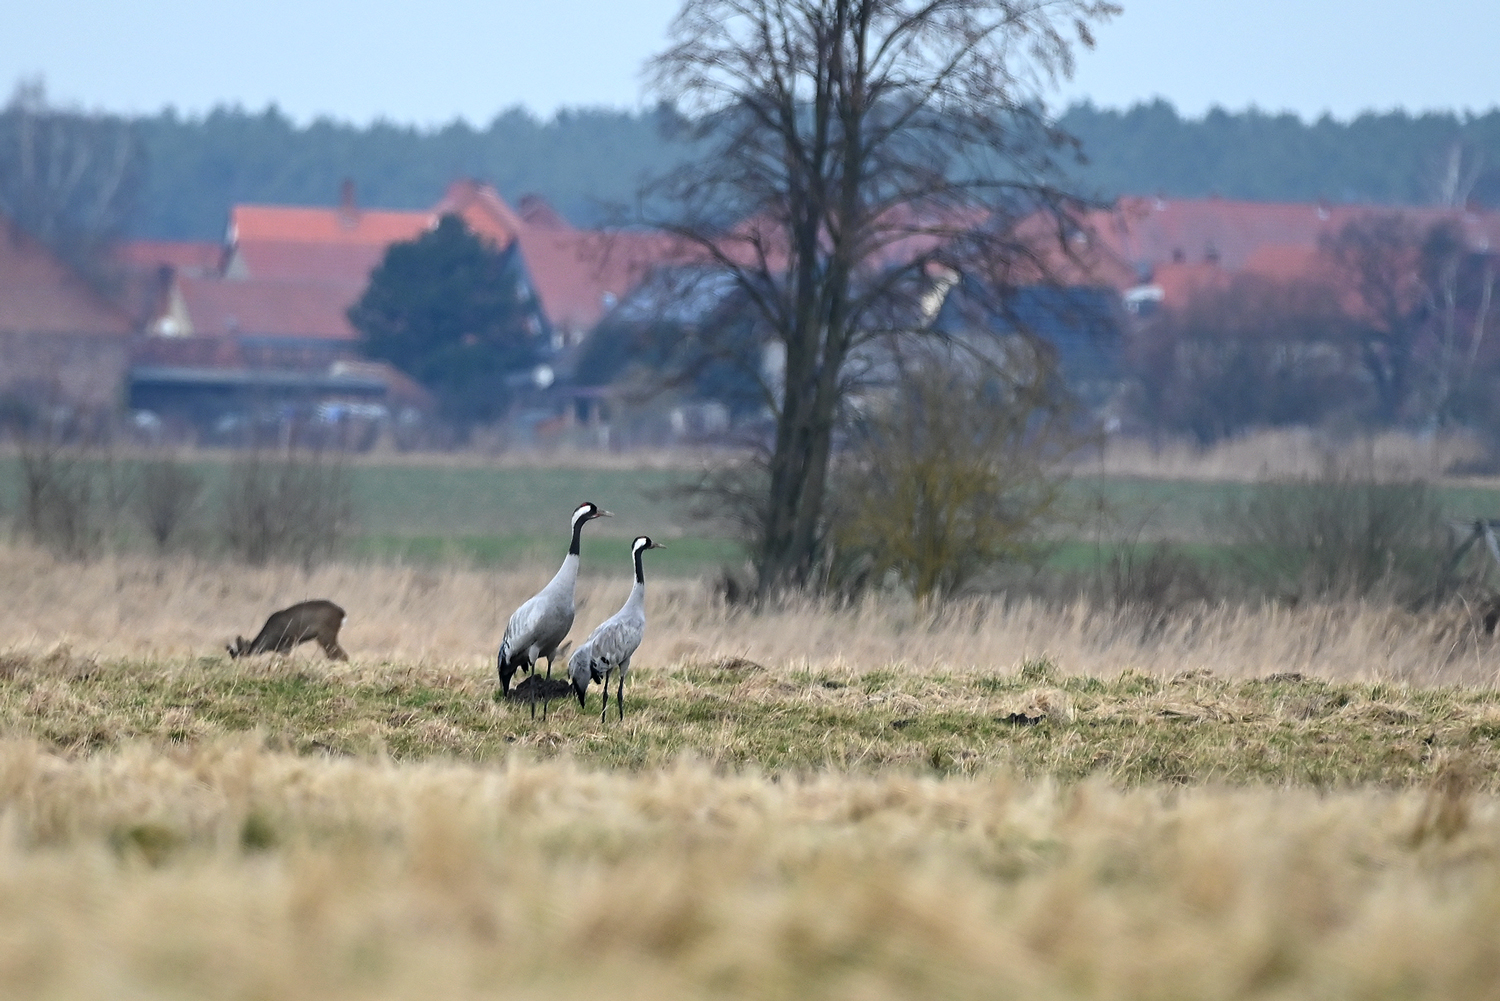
434, 179, 681, 341
0, 218, 133, 412
0, 221, 133, 336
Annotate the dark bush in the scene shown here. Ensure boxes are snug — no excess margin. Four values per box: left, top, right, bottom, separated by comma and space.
134, 456, 205, 552
1226, 467, 1446, 603
220, 449, 354, 568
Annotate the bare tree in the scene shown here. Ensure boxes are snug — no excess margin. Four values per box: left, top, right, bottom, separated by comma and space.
1321, 214, 1498, 430
220, 448, 354, 569
1432, 141, 1485, 209
0, 78, 144, 285
1320, 214, 1431, 425
1423, 223, 1497, 429
647, 0, 1117, 597
1125, 272, 1362, 443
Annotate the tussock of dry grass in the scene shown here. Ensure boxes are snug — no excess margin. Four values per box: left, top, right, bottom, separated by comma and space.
4, 544, 1500, 688
1, 645, 1498, 785
0, 738, 1495, 999
9, 542, 1500, 995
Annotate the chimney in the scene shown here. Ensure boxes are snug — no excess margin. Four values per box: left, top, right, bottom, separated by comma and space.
338, 178, 359, 228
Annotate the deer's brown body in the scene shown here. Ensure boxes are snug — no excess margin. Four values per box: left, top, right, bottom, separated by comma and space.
229, 600, 348, 661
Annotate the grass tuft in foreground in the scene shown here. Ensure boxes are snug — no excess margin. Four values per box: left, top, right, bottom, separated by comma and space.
4, 648, 1500, 787
0, 739, 1496, 1000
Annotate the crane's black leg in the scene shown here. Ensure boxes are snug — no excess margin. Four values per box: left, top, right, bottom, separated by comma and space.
542, 656, 551, 722
600, 669, 610, 724
617, 674, 625, 721
528, 663, 537, 720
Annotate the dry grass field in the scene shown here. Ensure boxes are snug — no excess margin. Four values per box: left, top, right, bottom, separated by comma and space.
4, 531, 1500, 997
3, 740, 1500, 1001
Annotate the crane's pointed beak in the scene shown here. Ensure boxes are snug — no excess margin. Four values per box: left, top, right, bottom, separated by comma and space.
597, 510, 614, 519
573, 679, 587, 708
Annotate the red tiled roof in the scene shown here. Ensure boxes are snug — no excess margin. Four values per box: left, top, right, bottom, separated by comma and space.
230, 205, 431, 246
176, 275, 360, 340
0, 220, 132, 335
519, 227, 680, 331
116, 240, 224, 276
1146, 261, 1232, 307
517, 194, 570, 230
432, 180, 526, 249
1081, 197, 1500, 279
229, 240, 391, 286
151, 184, 688, 348
435, 179, 682, 331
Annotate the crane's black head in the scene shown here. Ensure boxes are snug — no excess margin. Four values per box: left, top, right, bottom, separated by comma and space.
572, 502, 612, 527
631, 536, 666, 582
569, 502, 613, 555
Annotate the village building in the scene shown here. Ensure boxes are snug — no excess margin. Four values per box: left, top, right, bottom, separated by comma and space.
122, 180, 675, 441
0, 217, 134, 426
6, 186, 1497, 446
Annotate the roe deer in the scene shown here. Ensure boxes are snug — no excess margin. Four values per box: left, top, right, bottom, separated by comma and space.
229, 599, 348, 661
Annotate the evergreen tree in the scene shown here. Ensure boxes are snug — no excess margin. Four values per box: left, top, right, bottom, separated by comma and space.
348, 214, 545, 428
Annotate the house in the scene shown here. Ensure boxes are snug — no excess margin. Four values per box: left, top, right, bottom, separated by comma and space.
126, 180, 678, 435
0, 216, 134, 422
431, 180, 678, 347
1072, 196, 1500, 309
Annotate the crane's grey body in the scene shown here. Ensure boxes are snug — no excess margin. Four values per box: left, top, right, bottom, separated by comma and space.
498, 553, 577, 675
569, 537, 662, 722
497, 502, 610, 717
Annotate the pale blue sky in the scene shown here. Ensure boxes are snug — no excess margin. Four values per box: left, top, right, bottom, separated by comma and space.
1, 0, 1495, 125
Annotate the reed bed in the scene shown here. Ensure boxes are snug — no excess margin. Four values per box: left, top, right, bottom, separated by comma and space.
1, 543, 1497, 687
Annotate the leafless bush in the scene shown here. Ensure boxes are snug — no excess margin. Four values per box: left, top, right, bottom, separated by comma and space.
1226, 464, 1447, 603
1100, 541, 1219, 616
133, 456, 204, 552
12, 435, 128, 561
220, 449, 354, 568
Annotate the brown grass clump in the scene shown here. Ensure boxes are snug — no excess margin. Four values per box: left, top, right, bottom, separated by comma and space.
2, 542, 1498, 688
0, 738, 1493, 999
6, 541, 1500, 994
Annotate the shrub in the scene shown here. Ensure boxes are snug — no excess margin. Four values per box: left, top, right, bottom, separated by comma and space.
829, 343, 1086, 602
133, 456, 204, 552
1100, 541, 1219, 615
220, 449, 354, 568
1226, 465, 1446, 603
14, 440, 126, 560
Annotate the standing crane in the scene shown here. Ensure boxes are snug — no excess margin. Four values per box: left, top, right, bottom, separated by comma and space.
497, 501, 611, 718
569, 536, 665, 723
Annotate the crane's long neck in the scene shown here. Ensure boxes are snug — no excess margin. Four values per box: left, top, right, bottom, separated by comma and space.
549, 551, 580, 593
620, 548, 648, 612
546, 515, 589, 594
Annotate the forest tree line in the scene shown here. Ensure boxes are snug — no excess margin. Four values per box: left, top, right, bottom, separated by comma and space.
5, 80, 1496, 243
138, 100, 1500, 238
